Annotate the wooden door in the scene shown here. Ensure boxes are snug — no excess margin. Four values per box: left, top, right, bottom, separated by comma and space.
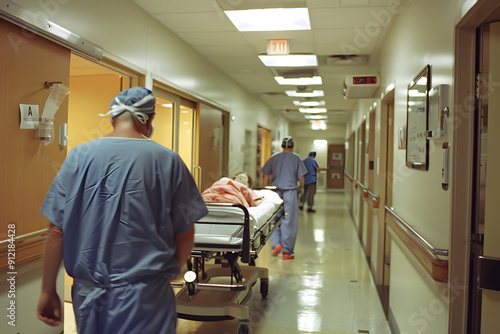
327, 144, 345, 189
0, 19, 70, 269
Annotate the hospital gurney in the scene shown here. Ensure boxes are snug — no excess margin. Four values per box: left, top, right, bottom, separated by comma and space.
171, 188, 284, 334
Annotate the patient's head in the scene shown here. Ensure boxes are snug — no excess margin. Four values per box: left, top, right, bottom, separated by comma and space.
233, 172, 253, 188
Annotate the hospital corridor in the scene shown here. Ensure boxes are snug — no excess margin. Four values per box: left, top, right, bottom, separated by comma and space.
2, 0, 500, 333
62, 191, 391, 334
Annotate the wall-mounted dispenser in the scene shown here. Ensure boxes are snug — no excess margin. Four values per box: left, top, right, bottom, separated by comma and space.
38, 82, 70, 145
36, 118, 54, 144
428, 84, 450, 139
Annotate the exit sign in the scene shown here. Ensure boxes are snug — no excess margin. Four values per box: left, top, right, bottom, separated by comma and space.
267, 40, 289, 55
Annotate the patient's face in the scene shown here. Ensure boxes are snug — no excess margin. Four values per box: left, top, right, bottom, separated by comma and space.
234, 174, 249, 187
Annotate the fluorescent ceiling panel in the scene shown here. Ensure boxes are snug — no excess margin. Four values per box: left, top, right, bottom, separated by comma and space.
285, 90, 324, 97
225, 8, 311, 31
305, 115, 328, 120
293, 100, 325, 106
275, 76, 322, 85
311, 120, 327, 130
258, 55, 317, 67
299, 108, 327, 113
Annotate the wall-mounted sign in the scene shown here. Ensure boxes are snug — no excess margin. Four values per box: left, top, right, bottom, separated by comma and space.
19, 104, 39, 129
267, 40, 289, 55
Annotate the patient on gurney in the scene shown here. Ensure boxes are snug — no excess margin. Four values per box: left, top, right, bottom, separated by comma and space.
202, 172, 263, 208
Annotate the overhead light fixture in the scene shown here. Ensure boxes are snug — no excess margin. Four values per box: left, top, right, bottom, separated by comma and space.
313, 140, 328, 146
299, 108, 327, 113
311, 120, 327, 130
304, 115, 328, 120
224, 8, 311, 31
275, 76, 322, 85
285, 90, 324, 97
293, 100, 325, 106
258, 55, 317, 67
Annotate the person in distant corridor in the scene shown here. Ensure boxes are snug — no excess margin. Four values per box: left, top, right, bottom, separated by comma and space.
299, 151, 329, 213
37, 87, 208, 334
261, 136, 307, 260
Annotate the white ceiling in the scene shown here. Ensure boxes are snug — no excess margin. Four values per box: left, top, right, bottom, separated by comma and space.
133, 0, 395, 124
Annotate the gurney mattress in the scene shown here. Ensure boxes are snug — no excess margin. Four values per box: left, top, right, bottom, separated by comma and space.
194, 190, 283, 246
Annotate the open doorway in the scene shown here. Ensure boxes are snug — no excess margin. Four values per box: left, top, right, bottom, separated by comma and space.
67, 54, 137, 151
256, 125, 272, 186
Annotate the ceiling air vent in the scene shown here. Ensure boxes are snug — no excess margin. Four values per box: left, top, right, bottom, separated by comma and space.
322, 55, 369, 66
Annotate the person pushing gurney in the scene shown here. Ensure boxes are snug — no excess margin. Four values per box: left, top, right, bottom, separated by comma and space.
261, 136, 307, 260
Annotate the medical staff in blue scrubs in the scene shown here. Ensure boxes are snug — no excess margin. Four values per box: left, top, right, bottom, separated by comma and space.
37, 87, 208, 334
261, 136, 307, 260
299, 151, 329, 213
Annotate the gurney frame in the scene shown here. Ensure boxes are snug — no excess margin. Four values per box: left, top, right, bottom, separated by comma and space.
171, 188, 284, 334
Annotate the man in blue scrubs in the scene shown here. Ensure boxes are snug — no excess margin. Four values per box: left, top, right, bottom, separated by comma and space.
261, 136, 307, 260
299, 151, 328, 213
37, 87, 208, 334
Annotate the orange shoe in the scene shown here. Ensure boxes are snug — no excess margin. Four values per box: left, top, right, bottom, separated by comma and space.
282, 252, 294, 260
271, 245, 282, 257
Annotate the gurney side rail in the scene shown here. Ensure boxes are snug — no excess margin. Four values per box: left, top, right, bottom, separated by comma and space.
171, 281, 247, 292
202, 203, 251, 263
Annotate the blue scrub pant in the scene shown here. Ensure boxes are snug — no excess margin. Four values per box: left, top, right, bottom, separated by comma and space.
72, 276, 176, 334
271, 188, 299, 254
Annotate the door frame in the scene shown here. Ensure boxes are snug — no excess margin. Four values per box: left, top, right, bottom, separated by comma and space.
451, 1, 500, 333
376, 87, 394, 317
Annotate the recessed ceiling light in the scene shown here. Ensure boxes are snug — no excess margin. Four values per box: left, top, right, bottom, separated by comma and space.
275, 76, 322, 85
313, 140, 328, 146
299, 108, 327, 113
224, 8, 311, 31
304, 115, 328, 120
293, 100, 325, 106
311, 120, 327, 130
285, 90, 324, 97
258, 55, 317, 67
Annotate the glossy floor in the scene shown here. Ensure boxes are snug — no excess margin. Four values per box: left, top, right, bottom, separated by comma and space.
64, 190, 391, 334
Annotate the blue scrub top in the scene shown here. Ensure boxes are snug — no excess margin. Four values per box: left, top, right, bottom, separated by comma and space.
41, 137, 208, 284
302, 156, 319, 185
261, 152, 307, 190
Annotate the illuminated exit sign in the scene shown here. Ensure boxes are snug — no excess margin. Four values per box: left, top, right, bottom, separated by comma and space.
267, 40, 289, 55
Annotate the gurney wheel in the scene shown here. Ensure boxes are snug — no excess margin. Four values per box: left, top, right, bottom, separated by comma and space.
238, 322, 251, 334
260, 278, 269, 299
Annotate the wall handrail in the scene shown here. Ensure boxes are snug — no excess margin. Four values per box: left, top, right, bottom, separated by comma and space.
344, 171, 354, 182
356, 180, 368, 191
0, 228, 48, 247
385, 206, 448, 257
367, 189, 379, 201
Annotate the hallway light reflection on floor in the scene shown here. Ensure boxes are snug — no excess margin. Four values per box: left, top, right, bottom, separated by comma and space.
313, 228, 325, 243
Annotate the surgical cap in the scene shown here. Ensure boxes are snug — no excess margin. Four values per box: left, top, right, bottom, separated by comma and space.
281, 136, 294, 148
99, 87, 156, 124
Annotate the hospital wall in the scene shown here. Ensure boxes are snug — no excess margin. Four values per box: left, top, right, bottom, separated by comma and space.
346, 0, 468, 333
